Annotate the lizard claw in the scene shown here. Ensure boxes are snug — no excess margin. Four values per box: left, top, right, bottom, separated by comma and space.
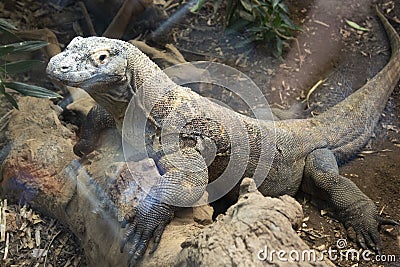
342, 200, 398, 253
377, 217, 399, 227
120, 195, 174, 266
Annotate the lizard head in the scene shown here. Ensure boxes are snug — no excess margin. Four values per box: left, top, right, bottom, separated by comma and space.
46, 36, 131, 90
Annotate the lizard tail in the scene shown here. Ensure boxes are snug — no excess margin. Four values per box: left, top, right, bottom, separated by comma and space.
376, 5, 400, 58
313, 6, 400, 157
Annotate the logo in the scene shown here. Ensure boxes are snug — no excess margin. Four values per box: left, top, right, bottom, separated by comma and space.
336, 238, 347, 249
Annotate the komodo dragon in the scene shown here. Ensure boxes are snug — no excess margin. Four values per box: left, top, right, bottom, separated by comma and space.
47, 7, 399, 266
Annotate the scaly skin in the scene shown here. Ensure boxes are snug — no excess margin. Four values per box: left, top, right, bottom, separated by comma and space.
47, 7, 399, 266
73, 104, 115, 157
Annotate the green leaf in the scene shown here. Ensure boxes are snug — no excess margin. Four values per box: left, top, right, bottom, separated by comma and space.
0, 46, 15, 57
226, 0, 238, 25
273, 15, 283, 28
272, 0, 280, 9
3, 92, 18, 109
0, 19, 18, 38
280, 13, 300, 30
254, 5, 267, 17
3, 82, 62, 99
278, 2, 289, 13
190, 0, 206, 12
239, 0, 253, 12
276, 36, 283, 56
345, 19, 369, 32
1, 60, 43, 74
239, 10, 255, 22
248, 26, 268, 32
0, 19, 17, 31
1, 41, 49, 54
0, 81, 5, 94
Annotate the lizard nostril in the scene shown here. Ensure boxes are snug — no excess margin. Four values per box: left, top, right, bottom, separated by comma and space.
60, 65, 71, 72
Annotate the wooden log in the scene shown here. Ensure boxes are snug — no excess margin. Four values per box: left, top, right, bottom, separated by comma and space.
102, 0, 153, 39
177, 178, 333, 267
0, 97, 202, 266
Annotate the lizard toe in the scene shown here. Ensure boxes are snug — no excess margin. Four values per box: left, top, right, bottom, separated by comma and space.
148, 223, 167, 254
129, 242, 148, 265
120, 220, 138, 253
378, 217, 399, 227
355, 231, 368, 250
121, 195, 174, 265
128, 251, 142, 267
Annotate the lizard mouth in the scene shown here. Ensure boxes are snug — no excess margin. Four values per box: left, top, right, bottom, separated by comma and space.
49, 72, 122, 88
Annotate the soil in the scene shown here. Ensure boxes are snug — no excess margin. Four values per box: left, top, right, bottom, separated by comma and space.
0, 0, 399, 266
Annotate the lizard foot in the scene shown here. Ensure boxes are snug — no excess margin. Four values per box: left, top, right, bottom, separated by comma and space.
120, 195, 174, 266
340, 200, 399, 253
73, 138, 96, 157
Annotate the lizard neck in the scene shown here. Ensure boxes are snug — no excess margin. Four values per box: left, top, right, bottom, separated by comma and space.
89, 81, 132, 130
127, 46, 178, 113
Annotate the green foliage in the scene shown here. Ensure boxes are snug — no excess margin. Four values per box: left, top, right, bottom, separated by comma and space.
191, 0, 300, 56
345, 19, 369, 32
0, 19, 61, 109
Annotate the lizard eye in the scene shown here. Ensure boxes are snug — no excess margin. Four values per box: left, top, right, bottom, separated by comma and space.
92, 50, 110, 66
99, 54, 107, 61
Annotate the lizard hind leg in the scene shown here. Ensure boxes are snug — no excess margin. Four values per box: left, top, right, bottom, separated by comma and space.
302, 148, 398, 253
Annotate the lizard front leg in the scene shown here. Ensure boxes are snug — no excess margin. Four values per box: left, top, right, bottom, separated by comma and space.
73, 104, 116, 157
120, 145, 208, 266
303, 148, 398, 253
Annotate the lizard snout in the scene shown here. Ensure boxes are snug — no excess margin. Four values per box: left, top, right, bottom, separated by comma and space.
47, 58, 70, 74
46, 54, 72, 81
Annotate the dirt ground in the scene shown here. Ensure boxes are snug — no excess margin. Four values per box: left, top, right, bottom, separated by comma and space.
0, 0, 399, 266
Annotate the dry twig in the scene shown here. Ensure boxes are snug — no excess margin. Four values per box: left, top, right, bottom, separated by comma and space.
78, 1, 97, 36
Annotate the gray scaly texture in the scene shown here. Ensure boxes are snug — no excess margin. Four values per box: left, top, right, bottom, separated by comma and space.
47, 7, 399, 266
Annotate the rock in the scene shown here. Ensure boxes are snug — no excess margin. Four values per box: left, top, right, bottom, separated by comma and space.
193, 191, 213, 226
